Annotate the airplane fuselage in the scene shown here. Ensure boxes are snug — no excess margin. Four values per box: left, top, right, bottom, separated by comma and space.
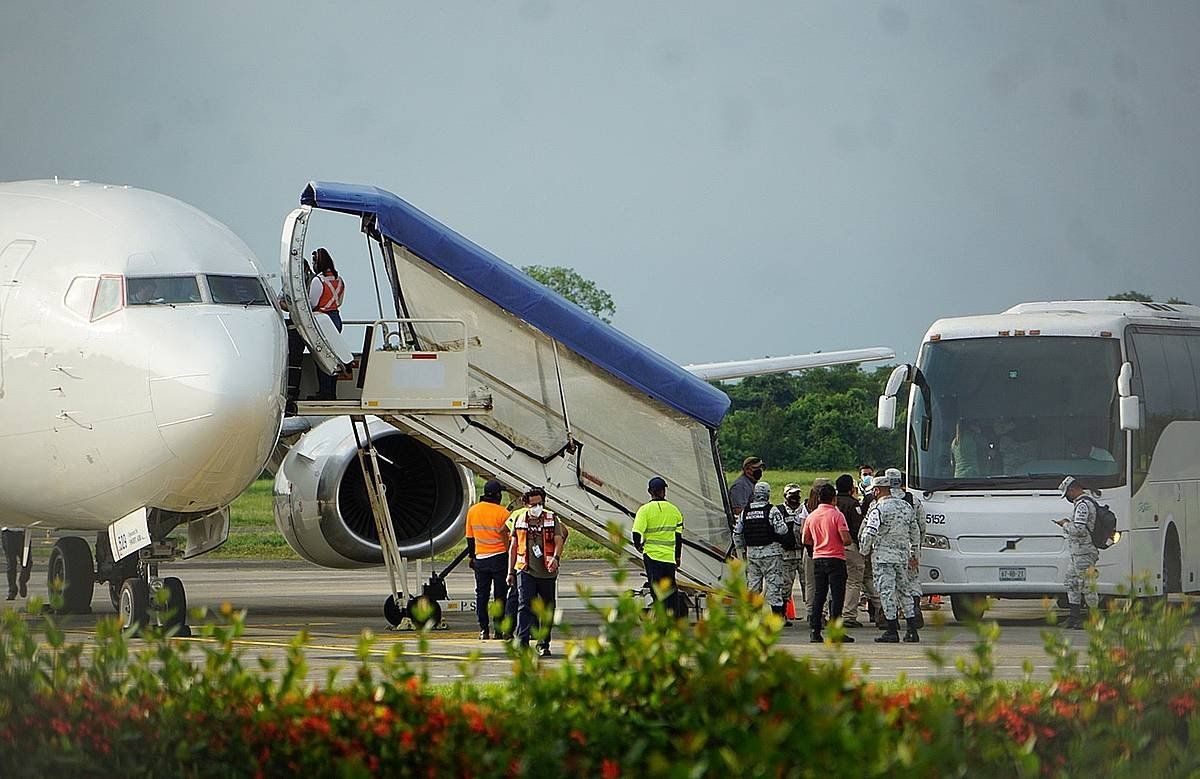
0, 180, 287, 531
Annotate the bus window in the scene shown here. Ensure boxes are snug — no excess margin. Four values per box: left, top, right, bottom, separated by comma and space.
911, 336, 1124, 491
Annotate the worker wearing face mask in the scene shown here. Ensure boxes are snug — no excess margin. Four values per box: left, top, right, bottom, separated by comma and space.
728, 457, 764, 527
506, 487, 568, 658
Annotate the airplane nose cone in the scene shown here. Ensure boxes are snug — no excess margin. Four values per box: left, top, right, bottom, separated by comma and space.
149, 309, 286, 507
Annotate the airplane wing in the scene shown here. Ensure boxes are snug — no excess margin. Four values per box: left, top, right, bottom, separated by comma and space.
682, 347, 895, 382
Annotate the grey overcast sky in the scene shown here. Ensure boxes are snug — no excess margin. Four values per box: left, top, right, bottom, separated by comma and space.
2, 1, 1198, 364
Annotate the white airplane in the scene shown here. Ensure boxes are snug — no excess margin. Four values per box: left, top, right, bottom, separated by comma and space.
0, 179, 287, 633
0, 177, 893, 631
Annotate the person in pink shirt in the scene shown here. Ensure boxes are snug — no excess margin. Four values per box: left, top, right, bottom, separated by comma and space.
800, 483, 854, 644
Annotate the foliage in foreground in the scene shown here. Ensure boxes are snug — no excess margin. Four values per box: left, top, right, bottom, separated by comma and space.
2, 568, 1200, 777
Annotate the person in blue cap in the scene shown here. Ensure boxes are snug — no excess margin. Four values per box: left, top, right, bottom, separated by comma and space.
633, 476, 687, 618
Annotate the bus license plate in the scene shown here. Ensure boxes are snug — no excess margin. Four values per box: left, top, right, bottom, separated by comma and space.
999, 567, 1026, 581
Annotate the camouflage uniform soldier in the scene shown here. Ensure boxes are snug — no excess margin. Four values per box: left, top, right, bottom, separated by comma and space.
1054, 476, 1099, 629
777, 483, 806, 626
888, 468, 926, 629
733, 481, 789, 617
859, 473, 921, 643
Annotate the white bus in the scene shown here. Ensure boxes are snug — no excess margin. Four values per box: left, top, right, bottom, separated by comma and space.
877, 300, 1200, 621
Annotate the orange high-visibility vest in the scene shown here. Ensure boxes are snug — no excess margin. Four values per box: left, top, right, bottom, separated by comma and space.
513, 513, 558, 571
315, 275, 344, 312
465, 502, 510, 557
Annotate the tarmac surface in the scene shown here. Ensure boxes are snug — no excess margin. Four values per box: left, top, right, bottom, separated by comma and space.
10, 558, 1098, 684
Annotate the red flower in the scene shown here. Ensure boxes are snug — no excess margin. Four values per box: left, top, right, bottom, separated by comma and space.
570, 729, 587, 746
756, 695, 771, 712
1170, 694, 1198, 717
601, 758, 621, 779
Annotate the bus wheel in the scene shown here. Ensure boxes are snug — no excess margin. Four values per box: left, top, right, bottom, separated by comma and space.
950, 594, 988, 624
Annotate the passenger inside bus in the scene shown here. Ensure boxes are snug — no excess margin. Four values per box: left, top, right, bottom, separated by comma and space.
950, 419, 982, 477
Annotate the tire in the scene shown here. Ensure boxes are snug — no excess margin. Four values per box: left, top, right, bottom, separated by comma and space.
155, 577, 188, 632
383, 594, 405, 628
950, 594, 988, 624
47, 537, 95, 614
406, 595, 441, 629
119, 578, 150, 633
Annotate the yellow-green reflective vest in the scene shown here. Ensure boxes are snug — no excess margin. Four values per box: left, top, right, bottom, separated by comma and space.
633, 500, 683, 563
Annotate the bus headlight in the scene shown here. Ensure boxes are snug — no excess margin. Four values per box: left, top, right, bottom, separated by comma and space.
923, 534, 950, 550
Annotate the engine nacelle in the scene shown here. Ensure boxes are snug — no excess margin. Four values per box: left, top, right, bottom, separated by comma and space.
273, 417, 474, 568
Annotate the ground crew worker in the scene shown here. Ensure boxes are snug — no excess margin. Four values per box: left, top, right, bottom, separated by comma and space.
507, 487, 567, 657
777, 483, 806, 626
801, 483, 854, 644
728, 457, 764, 525
834, 474, 866, 627
733, 481, 788, 618
859, 473, 921, 643
2, 527, 31, 600
632, 476, 686, 618
465, 480, 511, 640
499, 492, 527, 640
1054, 476, 1099, 629
888, 467, 926, 628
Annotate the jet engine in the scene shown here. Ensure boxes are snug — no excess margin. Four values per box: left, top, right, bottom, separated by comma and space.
273, 417, 474, 568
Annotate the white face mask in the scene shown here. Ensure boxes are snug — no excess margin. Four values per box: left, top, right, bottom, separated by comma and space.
528, 504, 544, 518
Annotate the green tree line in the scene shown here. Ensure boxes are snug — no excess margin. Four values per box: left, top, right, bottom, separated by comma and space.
716, 363, 905, 470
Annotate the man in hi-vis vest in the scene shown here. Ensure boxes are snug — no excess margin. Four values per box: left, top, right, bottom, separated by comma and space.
507, 487, 568, 657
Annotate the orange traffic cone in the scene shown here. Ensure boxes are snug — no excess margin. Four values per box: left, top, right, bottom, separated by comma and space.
785, 597, 796, 620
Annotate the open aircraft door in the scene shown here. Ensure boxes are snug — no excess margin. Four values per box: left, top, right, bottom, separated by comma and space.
280, 206, 353, 374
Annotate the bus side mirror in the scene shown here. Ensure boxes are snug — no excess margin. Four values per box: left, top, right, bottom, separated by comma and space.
877, 364, 910, 430
1117, 362, 1140, 431
1119, 396, 1140, 431
878, 395, 897, 430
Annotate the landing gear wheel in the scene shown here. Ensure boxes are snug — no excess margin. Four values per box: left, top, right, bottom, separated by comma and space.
406, 595, 441, 629
155, 577, 189, 636
950, 594, 988, 624
383, 594, 405, 628
119, 578, 150, 634
47, 537, 95, 614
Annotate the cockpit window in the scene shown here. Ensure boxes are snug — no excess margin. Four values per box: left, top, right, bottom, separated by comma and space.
91, 275, 124, 320
207, 274, 271, 306
127, 275, 201, 305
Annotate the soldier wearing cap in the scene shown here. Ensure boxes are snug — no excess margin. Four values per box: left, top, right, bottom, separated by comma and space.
777, 483, 806, 626
633, 476, 687, 618
733, 481, 789, 617
465, 480, 512, 640
1053, 476, 1099, 629
859, 472, 922, 643
728, 456, 764, 526
887, 467, 927, 628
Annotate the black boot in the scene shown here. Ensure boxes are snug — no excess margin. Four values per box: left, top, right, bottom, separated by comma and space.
809, 612, 823, 643
1065, 603, 1083, 630
4, 589, 14, 601
903, 617, 920, 643
875, 619, 900, 643
911, 597, 924, 629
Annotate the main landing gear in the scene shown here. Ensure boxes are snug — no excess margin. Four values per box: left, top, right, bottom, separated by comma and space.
47, 533, 191, 637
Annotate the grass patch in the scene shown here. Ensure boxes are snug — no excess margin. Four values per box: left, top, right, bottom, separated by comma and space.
217, 470, 859, 561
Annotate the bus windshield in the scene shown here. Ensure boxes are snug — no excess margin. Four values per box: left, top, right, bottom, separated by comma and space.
909, 336, 1125, 491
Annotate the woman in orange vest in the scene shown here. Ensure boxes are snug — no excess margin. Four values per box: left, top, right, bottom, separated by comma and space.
308, 248, 346, 400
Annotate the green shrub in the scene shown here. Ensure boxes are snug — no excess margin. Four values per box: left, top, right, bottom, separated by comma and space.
3, 567, 1200, 777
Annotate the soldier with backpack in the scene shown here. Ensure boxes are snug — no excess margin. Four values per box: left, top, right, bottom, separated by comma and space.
1053, 476, 1110, 629
777, 483, 806, 626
